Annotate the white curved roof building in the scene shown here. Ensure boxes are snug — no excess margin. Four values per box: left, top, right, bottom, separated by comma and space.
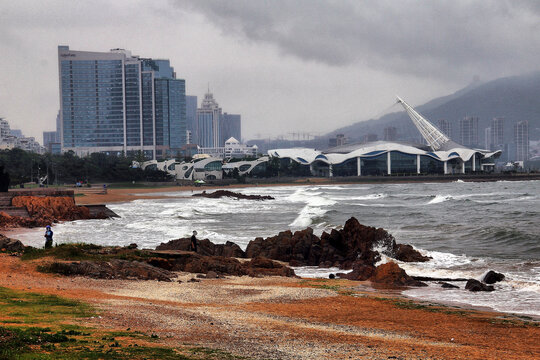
268, 97, 501, 177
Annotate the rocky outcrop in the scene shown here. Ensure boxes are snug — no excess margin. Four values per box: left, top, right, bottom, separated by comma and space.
246, 217, 406, 269
465, 279, 495, 292
193, 190, 274, 200
370, 262, 427, 287
156, 238, 245, 258
44, 259, 173, 281
0, 234, 25, 252
482, 270, 505, 284
149, 252, 295, 278
0, 196, 103, 228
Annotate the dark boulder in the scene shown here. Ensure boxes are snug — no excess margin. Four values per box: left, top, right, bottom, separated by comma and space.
439, 282, 459, 289
0, 234, 25, 252
339, 260, 375, 281
482, 270, 505, 284
370, 262, 427, 288
465, 279, 495, 292
391, 244, 431, 262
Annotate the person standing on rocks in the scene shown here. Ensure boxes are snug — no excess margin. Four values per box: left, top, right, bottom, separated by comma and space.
190, 231, 198, 252
44, 225, 53, 249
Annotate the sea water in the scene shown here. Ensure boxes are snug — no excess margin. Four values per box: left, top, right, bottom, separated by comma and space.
15, 180, 540, 317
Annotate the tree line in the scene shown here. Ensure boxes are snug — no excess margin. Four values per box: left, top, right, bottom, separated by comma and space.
0, 149, 170, 186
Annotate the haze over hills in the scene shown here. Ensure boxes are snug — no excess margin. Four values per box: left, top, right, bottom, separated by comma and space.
330, 72, 540, 146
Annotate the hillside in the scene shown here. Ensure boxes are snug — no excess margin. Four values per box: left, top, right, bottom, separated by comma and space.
330, 72, 540, 145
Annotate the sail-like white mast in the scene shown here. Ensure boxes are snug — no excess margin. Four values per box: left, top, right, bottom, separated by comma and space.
396, 96, 450, 151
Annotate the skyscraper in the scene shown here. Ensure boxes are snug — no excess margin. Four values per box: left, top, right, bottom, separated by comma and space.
196, 92, 221, 147
484, 127, 492, 150
186, 95, 198, 142
58, 46, 186, 159
490, 117, 504, 151
220, 113, 241, 146
514, 120, 529, 161
459, 116, 479, 147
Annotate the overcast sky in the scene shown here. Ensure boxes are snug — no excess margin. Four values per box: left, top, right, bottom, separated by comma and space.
1, 0, 539, 143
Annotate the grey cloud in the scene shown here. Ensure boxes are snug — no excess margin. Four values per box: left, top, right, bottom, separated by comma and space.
173, 0, 540, 81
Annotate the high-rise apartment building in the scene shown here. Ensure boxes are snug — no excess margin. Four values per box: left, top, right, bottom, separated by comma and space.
196, 92, 222, 148
514, 120, 529, 161
58, 46, 186, 159
220, 113, 241, 146
383, 127, 397, 141
484, 127, 492, 150
186, 95, 198, 143
490, 117, 504, 151
437, 119, 452, 138
459, 116, 479, 147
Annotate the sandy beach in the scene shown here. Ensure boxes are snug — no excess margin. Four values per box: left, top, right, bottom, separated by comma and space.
1, 253, 539, 359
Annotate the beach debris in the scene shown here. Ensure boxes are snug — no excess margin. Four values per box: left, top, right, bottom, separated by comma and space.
192, 190, 275, 200
482, 270, 505, 284
465, 279, 495, 292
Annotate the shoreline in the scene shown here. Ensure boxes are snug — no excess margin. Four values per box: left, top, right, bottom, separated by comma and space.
75, 174, 540, 205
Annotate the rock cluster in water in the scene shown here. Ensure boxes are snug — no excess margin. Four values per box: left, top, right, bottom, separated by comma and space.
192, 190, 275, 200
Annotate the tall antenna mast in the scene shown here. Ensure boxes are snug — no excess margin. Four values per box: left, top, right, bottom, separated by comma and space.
396, 96, 450, 151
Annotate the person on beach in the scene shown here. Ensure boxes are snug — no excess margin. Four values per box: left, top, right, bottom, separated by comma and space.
190, 231, 198, 252
44, 225, 53, 249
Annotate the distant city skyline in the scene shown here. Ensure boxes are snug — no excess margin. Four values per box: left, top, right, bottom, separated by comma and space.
2, 1, 540, 144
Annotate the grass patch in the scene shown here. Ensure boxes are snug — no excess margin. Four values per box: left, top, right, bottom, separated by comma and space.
0, 287, 94, 324
21, 243, 154, 263
0, 286, 255, 359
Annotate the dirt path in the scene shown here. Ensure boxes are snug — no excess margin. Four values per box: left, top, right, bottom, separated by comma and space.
0, 254, 538, 359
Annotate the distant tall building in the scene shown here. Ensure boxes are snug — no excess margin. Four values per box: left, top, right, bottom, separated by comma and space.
220, 113, 241, 146
362, 133, 378, 143
10, 129, 22, 138
437, 119, 452, 138
196, 92, 222, 148
43, 131, 59, 146
459, 116, 479, 147
329, 134, 347, 148
484, 127, 492, 150
58, 45, 186, 159
383, 127, 397, 141
490, 117, 504, 151
186, 95, 198, 142
514, 120, 529, 161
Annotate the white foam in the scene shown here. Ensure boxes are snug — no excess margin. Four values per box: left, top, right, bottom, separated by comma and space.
289, 205, 328, 227
427, 195, 453, 204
